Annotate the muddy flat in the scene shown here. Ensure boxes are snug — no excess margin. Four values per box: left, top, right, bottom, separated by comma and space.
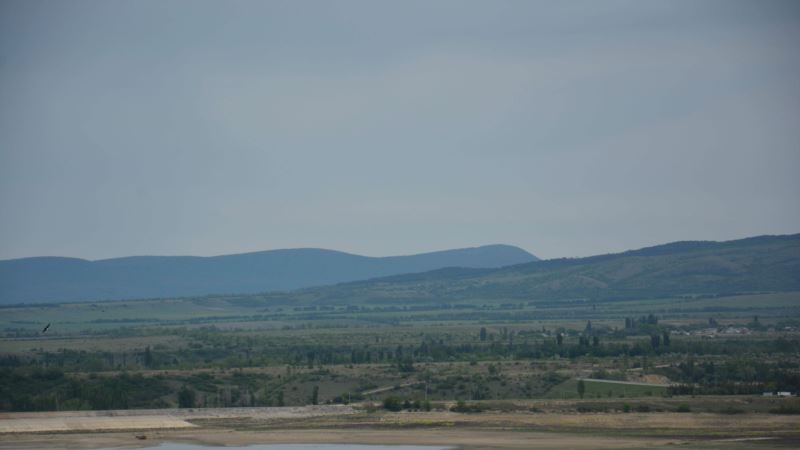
2, 406, 799, 450
0, 428, 680, 450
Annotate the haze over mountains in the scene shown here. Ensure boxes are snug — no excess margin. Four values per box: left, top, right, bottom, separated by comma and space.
265, 234, 800, 305
0, 245, 537, 304
2, 234, 798, 307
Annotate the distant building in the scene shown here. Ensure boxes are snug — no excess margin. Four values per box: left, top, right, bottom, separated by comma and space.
763, 391, 793, 397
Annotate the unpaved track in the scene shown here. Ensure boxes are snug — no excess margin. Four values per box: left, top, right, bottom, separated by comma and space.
577, 377, 671, 387
0, 405, 354, 433
0, 415, 195, 433
362, 381, 418, 395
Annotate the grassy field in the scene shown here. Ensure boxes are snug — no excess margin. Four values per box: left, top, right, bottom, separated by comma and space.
0, 288, 798, 450
1, 289, 798, 414
2, 291, 798, 335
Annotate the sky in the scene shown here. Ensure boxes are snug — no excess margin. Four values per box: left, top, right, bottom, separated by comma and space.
1, 0, 799, 261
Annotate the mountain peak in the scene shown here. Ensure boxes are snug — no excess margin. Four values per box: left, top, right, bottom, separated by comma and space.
0, 245, 537, 304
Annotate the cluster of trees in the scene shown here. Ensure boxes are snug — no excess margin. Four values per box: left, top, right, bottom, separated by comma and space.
0, 368, 170, 411
0, 365, 307, 411
382, 396, 432, 412
450, 399, 485, 413
659, 357, 800, 393
650, 332, 670, 348
623, 315, 659, 335
9, 331, 799, 375
625, 314, 659, 327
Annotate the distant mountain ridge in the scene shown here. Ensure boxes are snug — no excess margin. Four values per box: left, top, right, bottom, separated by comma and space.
0, 245, 538, 304
276, 234, 800, 304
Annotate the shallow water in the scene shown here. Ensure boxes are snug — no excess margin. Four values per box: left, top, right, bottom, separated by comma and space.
99, 444, 450, 450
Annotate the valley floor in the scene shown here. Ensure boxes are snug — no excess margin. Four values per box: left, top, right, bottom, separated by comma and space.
2, 404, 799, 450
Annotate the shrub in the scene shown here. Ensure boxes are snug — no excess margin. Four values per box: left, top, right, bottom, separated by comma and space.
177, 385, 195, 408
383, 396, 403, 412
576, 404, 607, 413
450, 400, 485, 413
770, 403, 800, 415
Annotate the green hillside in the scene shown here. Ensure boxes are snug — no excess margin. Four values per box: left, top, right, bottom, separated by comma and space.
281, 234, 800, 305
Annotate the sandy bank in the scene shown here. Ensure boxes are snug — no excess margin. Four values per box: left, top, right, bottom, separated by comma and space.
0, 405, 354, 434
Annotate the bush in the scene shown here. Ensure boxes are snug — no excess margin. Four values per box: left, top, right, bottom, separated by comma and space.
676, 403, 691, 413
177, 385, 195, 408
383, 396, 403, 412
576, 404, 607, 413
450, 400, 485, 413
770, 402, 800, 415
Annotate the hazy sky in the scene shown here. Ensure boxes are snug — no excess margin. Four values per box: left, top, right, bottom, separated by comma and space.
1, 0, 799, 260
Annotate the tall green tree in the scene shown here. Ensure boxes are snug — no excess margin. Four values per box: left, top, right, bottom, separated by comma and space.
178, 385, 195, 408
143, 346, 153, 368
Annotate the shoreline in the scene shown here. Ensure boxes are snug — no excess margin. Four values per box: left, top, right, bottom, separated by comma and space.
0, 428, 676, 450
2, 406, 800, 450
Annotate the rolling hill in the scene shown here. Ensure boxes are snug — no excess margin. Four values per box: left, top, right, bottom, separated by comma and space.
0, 245, 537, 304
276, 234, 800, 304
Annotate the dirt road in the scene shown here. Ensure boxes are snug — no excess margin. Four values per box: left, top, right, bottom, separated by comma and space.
0, 405, 354, 433
577, 377, 671, 387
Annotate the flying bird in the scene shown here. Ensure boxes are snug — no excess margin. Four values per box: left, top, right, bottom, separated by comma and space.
41, 323, 51, 334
